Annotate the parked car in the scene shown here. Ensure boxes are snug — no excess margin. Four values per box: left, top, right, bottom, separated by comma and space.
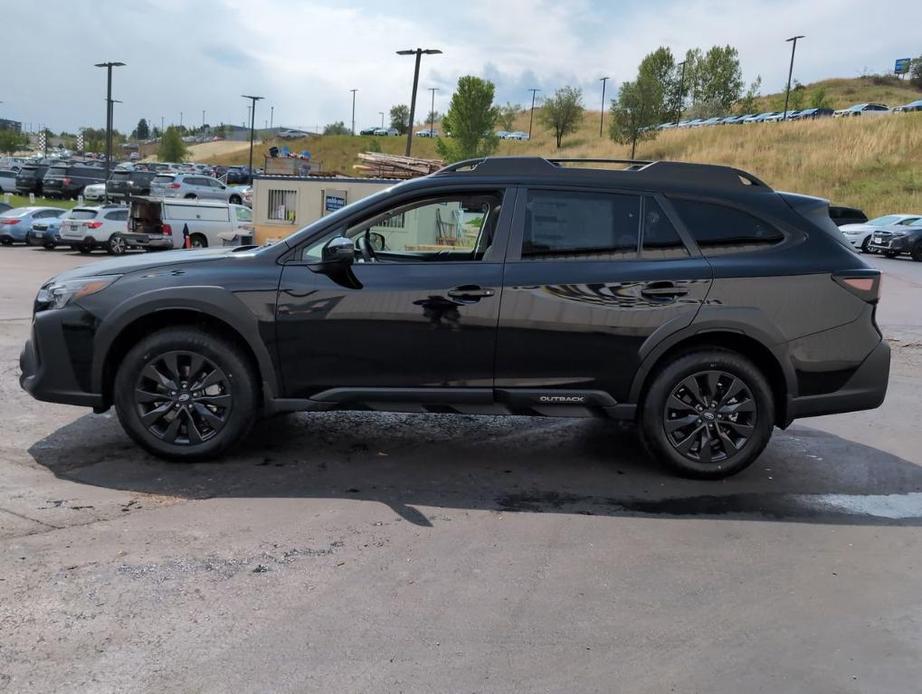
373, 127, 399, 136
83, 183, 107, 201
224, 166, 253, 185
123, 198, 254, 250
867, 218, 922, 261
107, 169, 157, 200
895, 99, 922, 112
790, 107, 834, 120
15, 163, 50, 196
278, 129, 310, 139
506, 131, 529, 140
834, 103, 890, 118
743, 112, 780, 124
0, 169, 18, 192
19, 156, 890, 479
0, 202, 11, 214
59, 205, 131, 254
0, 207, 66, 245
828, 205, 867, 227
762, 111, 799, 122
42, 163, 107, 199
359, 126, 379, 136
495, 130, 511, 139
415, 128, 439, 138
839, 214, 921, 252
149, 173, 246, 204
27, 209, 76, 249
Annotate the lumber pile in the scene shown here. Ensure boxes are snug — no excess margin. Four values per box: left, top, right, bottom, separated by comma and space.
354, 152, 444, 179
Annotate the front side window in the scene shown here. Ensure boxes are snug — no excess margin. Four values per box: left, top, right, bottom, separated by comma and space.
521, 189, 640, 260
235, 206, 252, 222
301, 192, 502, 263
669, 198, 783, 254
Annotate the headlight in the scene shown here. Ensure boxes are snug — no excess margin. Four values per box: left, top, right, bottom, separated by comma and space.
35, 275, 121, 311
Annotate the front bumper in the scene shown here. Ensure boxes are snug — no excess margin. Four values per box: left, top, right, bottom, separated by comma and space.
868, 237, 910, 253
789, 339, 890, 419
19, 308, 105, 409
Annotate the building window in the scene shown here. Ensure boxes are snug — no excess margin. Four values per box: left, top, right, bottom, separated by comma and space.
268, 189, 297, 223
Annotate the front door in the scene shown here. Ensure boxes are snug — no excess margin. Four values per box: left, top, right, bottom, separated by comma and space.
494, 187, 712, 405
276, 188, 514, 403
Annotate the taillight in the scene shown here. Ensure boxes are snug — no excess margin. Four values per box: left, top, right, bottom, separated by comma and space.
168, 183, 181, 189
0, 219, 17, 225
86, 221, 103, 229
162, 224, 172, 235
63, 177, 71, 185
833, 271, 881, 303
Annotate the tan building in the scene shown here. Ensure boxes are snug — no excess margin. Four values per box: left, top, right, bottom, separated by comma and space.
252, 175, 397, 244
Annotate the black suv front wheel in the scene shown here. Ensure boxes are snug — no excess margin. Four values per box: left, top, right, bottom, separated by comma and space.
114, 327, 257, 460
640, 349, 774, 479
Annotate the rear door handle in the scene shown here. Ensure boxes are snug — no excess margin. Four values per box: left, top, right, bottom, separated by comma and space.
640, 284, 688, 299
447, 285, 495, 300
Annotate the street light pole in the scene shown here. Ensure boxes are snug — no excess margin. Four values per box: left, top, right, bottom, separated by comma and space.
396, 48, 442, 156
241, 94, 264, 182
94, 61, 125, 203
528, 88, 540, 140
783, 35, 805, 121
674, 60, 686, 126
270, 106, 274, 129
428, 87, 439, 136
599, 77, 610, 137
379, 111, 385, 128
202, 109, 206, 130
350, 89, 358, 136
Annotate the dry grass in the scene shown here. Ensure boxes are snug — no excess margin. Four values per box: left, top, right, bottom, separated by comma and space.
200, 79, 922, 217
750, 75, 922, 112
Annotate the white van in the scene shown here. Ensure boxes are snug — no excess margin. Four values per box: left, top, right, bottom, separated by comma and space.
124, 198, 254, 250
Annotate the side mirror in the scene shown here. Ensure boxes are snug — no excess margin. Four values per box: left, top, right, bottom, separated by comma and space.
322, 236, 355, 265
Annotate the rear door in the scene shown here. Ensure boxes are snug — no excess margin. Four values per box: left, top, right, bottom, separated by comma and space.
494, 187, 713, 406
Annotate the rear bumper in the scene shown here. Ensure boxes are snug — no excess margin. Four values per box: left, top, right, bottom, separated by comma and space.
121, 231, 173, 249
789, 339, 890, 420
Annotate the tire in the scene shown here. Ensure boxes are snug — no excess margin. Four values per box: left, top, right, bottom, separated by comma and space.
639, 349, 774, 479
43, 243, 55, 250
883, 250, 898, 258
229, 195, 242, 205
108, 234, 128, 256
1, 239, 12, 246
911, 244, 922, 262
184, 193, 197, 199
190, 233, 208, 248
78, 244, 93, 254
859, 236, 871, 253
113, 327, 258, 461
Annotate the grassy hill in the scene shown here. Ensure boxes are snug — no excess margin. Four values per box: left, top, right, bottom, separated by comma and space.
199, 77, 922, 218
749, 75, 921, 113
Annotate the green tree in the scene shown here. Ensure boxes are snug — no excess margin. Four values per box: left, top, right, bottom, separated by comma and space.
636, 47, 677, 123
809, 87, 833, 109
0, 129, 28, 155
736, 75, 762, 114
323, 121, 351, 135
496, 102, 520, 130
158, 126, 188, 162
609, 80, 656, 158
134, 118, 150, 140
539, 86, 584, 148
389, 104, 410, 134
436, 76, 499, 162
686, 45, 744, 114
910, 56, 922, 89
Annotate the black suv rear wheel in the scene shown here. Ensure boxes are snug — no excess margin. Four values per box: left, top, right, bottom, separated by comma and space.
114, 327, 257, 460
640, 349, 774, 479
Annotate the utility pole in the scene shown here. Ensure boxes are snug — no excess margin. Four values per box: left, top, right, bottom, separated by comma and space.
270, 106, 274, 129
428, 87, 439, 135
160, 115, 164, 134
241, 94, 264, 181
396, 48, 442, 155
350, 89, 358, 136
94, 61, 125, 203
379, 111, 384, 128
783, 35, 805, 121
599, 77, 610, 137
180, 111, 183, 129
202, 109, 206, 130
674, 60, 686, 126
528, 88, 540, 140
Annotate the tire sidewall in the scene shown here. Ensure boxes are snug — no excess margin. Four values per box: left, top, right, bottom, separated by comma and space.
640, 350, 775, 479
113, 328, 257, 461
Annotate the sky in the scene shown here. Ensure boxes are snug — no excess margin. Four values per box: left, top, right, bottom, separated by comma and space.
2, 0, 919, 134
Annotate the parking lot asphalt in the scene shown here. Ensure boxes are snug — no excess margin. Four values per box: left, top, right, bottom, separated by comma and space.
1, 246, 921, 693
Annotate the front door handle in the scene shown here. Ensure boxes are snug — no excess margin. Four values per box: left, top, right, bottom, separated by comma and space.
640, 283, 688, 299
447, 285, 495, 300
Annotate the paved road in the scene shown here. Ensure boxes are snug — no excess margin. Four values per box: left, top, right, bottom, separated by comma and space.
1, 246, 921, 693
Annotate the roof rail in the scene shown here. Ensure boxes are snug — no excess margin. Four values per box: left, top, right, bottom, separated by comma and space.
432, 156, 770, 190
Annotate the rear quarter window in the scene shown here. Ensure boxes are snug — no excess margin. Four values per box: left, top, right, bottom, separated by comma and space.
669, 198, 783, 254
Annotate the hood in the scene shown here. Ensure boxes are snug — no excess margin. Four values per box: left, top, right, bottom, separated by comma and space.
50, 247, 249, 282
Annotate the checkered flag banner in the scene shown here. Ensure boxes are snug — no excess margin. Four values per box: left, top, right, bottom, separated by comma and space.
76, 132, 85, 151
37, 132, 46, 151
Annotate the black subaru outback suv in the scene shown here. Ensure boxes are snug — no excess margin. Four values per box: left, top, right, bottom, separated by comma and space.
19, 157, 889, 478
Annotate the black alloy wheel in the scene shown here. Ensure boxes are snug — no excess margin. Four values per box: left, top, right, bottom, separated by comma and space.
663, 370, 756, 464
133, 350, 232, 446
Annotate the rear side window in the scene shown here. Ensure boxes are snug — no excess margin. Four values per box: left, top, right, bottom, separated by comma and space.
642, 197, 688, 259
670, 199, 783, 253
522, 189, 639, 260
47, 166, 67, 177
105, 209, 128, 221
